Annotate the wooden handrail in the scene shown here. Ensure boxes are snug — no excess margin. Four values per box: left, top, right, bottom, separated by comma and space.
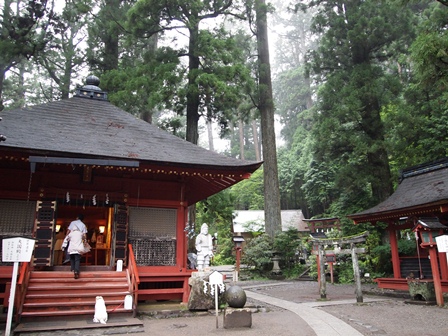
127, 244, 139, 317
17, 262, 28, 285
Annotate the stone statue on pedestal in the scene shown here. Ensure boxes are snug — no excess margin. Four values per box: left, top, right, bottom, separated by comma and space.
195, 223, 214, 271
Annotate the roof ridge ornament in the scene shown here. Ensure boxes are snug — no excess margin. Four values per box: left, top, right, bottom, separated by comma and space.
400, 157, 448, 181
75, 75, 108, 101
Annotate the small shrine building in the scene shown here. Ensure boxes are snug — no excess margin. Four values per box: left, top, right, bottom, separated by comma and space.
348, 158, 448, 293
0, 76, 262, 305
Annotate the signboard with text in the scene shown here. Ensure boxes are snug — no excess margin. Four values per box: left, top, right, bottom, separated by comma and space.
326, 254, 336, 263
2, 237, 35, 262
3, 237, 36, 336
435, 235, 448, 253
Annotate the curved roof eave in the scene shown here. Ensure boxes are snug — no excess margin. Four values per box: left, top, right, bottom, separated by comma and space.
0, 97, 262, 171
347, 158, 448, 224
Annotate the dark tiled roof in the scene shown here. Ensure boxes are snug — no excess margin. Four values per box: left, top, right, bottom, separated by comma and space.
310, 232, 327, 239
415, 218, 448, 230
0, 96, 261, 170
348, 158, 448, 222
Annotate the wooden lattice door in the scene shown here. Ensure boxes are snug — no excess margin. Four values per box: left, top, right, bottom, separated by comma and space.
112, 204, 129, 266
33, 200, 57, 267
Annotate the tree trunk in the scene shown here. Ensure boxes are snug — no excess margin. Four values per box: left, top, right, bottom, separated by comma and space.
207, 117, 214, 152
103, 0, 120, 71
186, 21, 200, 145
255, 0, 281, 237
0, 0, 12, 111
0, 68, 4, 112
61, 29, 74, 100
252, 119, 261, 161
17, 62, 25, 107
238, 119, 245, 160
357, 65, 393, 202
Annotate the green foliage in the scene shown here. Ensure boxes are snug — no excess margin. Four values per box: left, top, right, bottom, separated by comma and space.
369, 236, 416, 277
277, 140, 314, 212
385, 2, 448, 166
276, 0, 423, 217
100, 47, 184, 122
242, 229, 306, 278
308, 255, 318, 280
196, 190, 236, 264
87, 0, 134, 73
231, 168, 264, 210
126, 0, 256, 144
1, 0, 58, 110
371, 244, 393, 276
398, 237, 417, 256
36, 0, 93, 99
241, 234, 273, 275
281, 263, 308, 279
273, 228, 302, 270
335, 261, 354, 284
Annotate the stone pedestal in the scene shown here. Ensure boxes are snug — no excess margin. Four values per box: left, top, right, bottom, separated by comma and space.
408, 280, 436, 302
188, 271, 224, 311
223, 307, 252, 329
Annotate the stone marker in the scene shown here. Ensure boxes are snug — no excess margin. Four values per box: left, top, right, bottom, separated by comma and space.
188, 272, 225, 311
223, 285, 251, 329
225, 285, 247, 308
224, 307, 252, 329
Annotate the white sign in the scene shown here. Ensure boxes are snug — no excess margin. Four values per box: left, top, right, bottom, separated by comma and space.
2, 237, 36, 336
2, 237, 35, 262
209, 271, 224, 285
435, 235, 448, 253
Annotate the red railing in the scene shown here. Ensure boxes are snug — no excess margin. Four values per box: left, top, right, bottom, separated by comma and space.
127, 244, 140, 317
15, 261, 31, 322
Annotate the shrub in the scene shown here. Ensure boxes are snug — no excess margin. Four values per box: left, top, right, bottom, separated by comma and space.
242, 230, 311, 279
241, 234, 273, 275
308, 255, 318, 280
273, 229, 302, 269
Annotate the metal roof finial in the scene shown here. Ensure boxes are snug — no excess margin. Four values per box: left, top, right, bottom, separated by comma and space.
75, 75, 108, 101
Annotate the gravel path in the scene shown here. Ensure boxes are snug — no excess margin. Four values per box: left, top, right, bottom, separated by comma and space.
9, 279, 448, 336
240, 280, 448, 336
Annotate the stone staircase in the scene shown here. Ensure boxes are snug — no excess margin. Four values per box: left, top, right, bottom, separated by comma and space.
297, 267, 314, 281
400, 257, 433, 279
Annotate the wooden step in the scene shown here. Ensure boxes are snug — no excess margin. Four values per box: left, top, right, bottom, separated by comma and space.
23, 298, 124, 308
30, 276, 127, 283
20, 307, 131, 317
26, 290, 130, 299
30, 271, 126, 278
20, 270, 133, 320
27, 282, 128, 291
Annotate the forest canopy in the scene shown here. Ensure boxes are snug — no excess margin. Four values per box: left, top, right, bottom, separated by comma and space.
1, 0, 447, 227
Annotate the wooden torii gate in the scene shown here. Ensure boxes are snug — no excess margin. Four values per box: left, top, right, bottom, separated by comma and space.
311, 231, 369, 302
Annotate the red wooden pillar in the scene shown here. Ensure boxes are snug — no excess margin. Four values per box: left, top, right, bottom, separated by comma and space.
314, 244, 321, 284
428, 247, 444, 306
235, 247, 242, 273
388, 226, 401, 278
176, 203, 188, 270
329, 262, 334, 284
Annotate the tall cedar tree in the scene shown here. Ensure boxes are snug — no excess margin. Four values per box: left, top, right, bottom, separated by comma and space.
0, 0, 55, 111
254, 0, 282, 236
36, 0, 91, 99
305, 0, 415, 206
127, 0, 244, 145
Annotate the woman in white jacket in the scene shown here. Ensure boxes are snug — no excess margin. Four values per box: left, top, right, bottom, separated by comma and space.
62, 229, 86, 279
